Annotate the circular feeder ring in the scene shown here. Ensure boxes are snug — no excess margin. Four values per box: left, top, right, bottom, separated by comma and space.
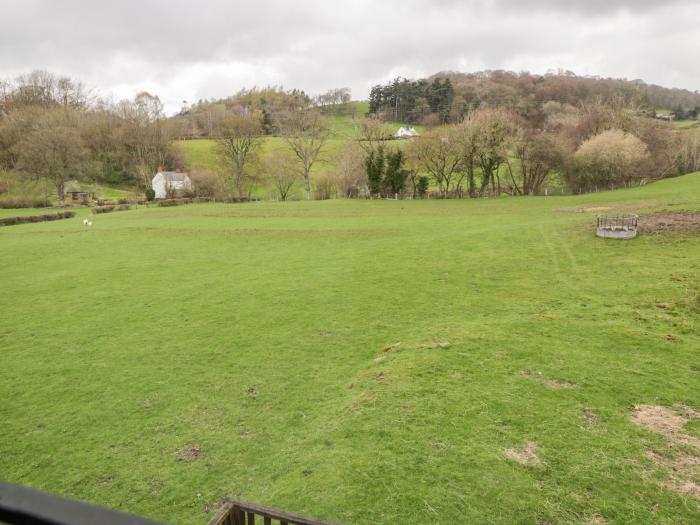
596, 214, 639, 239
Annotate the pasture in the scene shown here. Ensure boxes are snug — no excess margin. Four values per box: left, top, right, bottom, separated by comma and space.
1, 174, 699, 524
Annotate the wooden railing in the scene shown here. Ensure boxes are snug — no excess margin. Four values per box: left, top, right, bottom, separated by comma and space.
207, 499, 341, 525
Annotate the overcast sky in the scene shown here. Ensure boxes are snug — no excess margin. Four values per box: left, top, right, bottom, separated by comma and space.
1, 0, 698, 113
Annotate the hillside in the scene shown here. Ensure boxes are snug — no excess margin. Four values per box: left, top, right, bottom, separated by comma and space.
2, 172, 699, 524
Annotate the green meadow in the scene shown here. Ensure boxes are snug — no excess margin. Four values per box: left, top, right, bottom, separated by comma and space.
177, 102, 422, 184
1, 174, 699, 524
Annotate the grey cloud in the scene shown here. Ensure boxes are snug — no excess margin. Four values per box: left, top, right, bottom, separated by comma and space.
0, 0, 698, 113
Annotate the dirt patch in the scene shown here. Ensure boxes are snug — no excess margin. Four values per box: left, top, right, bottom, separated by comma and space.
345, 389, 377, 412
521, 370, 577, 390
146, 478, 164, 493
504, 442, 541, 466
543, 378, 577, 389
580, 407, 601, 430
583, 516, 611, 525
382, 342, 401, 352
559, 206, 612, 214
558, 202, 651, 214
416, 340, 451, 349
631, 404, 700, 498
638, 211, 700, 235
632, 404, 700, 448
176, 444, 203, 462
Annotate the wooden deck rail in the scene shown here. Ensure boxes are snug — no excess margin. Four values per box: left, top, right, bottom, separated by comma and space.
207, 499, 342, 525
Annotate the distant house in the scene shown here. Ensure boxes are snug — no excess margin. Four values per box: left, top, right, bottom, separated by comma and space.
396, 127, 419, 139
152, 170, 193, 199
64, 180, 94, 206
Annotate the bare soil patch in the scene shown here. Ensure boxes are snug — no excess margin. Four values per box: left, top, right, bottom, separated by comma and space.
580, 407, 599, 429
543, 378, 577, 389
521, 370, 577, 389
504, 441, 541, 466
176, 444, 203, 463
631, 404, 700, 499
382, 342, 401, 352
638, 211, 700, 235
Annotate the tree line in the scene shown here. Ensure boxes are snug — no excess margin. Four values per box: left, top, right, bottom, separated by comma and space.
205, 97, 699, 202
368, 70, 700, 126
2, 69, 700, 205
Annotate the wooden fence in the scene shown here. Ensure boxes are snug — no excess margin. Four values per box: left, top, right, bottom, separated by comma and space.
207, 499, 341, 525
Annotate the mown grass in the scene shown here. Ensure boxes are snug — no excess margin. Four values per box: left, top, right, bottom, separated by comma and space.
1, 174, 699, 525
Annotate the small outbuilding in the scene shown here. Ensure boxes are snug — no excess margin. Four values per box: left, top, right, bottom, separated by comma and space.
64, 181, 94, 206
152, 169, 193, 199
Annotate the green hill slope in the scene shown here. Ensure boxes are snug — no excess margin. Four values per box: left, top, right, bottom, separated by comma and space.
1, 173, 699, 525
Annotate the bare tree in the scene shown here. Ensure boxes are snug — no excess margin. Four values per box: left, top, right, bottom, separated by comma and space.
263, 151, 299, 201
406, 126, 461, 197
14, 111, 87, 202
335, 142, 367, 197
280, 110, 330, 200
354, 117, 393, 154
116, 93, 176, 189
461, 108, 516, 196
505, 129, 567, 195
215, 114, 263, 197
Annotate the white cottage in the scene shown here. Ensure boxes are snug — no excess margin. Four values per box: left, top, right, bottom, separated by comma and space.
395, 127, 419, 139
152, 170, 193, 199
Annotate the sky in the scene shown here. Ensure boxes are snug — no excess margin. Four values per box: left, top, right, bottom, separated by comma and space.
1, 0, 698, 114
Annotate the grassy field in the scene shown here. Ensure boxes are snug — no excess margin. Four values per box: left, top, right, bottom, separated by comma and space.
1, 174, 699, 524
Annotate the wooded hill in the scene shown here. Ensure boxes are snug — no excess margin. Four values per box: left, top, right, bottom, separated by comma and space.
368, 70, 700, 125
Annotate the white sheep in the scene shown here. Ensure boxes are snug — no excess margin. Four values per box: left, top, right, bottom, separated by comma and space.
82, 219, 93, 226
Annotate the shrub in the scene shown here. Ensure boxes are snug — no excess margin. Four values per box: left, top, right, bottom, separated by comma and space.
0, 211, 75, 227
158, 198, 192, 207
93, 204, 131, 214
569, 129, 651, 192
417, 176, 429, 197
314, 172, 337, 200
145, 188, 156, 201
190, 171, 222, 198
0, 197, 51, 209
219, 196, 259, 203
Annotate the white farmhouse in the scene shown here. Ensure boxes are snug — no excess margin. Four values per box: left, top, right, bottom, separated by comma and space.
396, 127, 419, 139
152, 170, 193, 199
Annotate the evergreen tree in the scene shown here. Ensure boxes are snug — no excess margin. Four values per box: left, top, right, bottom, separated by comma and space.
383, 149, 408, 194
365, 145, 385, 195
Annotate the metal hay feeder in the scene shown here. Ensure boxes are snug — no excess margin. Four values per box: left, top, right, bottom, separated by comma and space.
596, 214, 639, 239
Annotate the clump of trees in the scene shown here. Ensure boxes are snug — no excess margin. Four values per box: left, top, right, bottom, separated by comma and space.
0, 71, 182, 202
369, 77, 455, 125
